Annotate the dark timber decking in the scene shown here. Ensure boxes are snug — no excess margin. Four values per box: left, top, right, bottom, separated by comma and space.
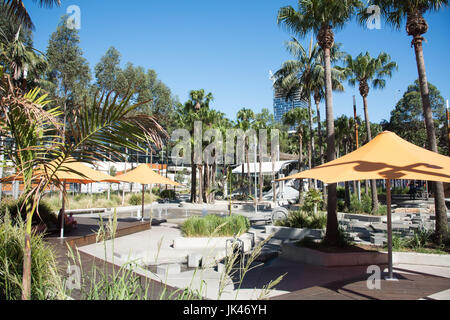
271, 270, 450, 300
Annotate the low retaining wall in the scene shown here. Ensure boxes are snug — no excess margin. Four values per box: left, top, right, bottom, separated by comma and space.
265, 226, 324, 241
280, 243, 388, 267
173, 233, 254, 253
393, 252, 450, 267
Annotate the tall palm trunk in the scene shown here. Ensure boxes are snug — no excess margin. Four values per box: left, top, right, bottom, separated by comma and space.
315, 97, 324, 165
246, 137, 251, 198
198, 164, 203, 204
344, 140, 351, 209
361, 92, 379, 213
203, 163, 209, 203
408, 10, 448, 242
319, 25, 338, 245
298, 129, 304, 204
190, 150, 197, 203
259, 142, 263, 202
308, 97, 316, 188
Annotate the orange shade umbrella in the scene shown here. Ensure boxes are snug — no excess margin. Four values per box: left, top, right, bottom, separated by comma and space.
115, 164, 180, 186
278, 131, 450, 183
277, 131, 450, 280
115, 164, 181, 224
0, 159, 120, 239
0, 159, 120, 184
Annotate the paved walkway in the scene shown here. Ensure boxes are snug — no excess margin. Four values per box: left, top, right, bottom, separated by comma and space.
45, 217, 179, 300
45, 214, 450, 301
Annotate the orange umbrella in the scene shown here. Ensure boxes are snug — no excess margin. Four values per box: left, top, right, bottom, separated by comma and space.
278, 131, 450, 279
1, 159, 120, 184
278, 131, 450, 184
115, 164, 181, 223
1, 159, 120, 238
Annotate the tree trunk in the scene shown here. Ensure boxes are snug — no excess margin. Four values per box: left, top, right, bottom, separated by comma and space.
362, 95, 379, 213
298, 130, 304, 204
246, 138, 251, 198
319, 33, 338, 245
190, 151, 197, 203
203, 163, 209, 203
259, 148, 263, 202
21, 196, 33, 300
412, 30, 448, 242
344, 142, 351, 209
315, 100, 324, 165
308, 97, 316, 189
198, 164, 203, 205
211, 161, 216, 203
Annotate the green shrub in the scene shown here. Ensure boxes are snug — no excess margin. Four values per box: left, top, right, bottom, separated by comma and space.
336, 186, 346, 199
0, 214, 64, 300
128, 193, 142, 206
275, 210, 327, 230
160, 189, 176, 200
337, 200, 346, 212
349, 193, 372, 214
181, 215, 250, 238
0, 198, 57, 229
302, 189, 324, 214
336, 226, 353, 248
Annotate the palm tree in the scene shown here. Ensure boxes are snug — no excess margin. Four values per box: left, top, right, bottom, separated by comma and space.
0, 24, 47, 88
175, 90, 214, 204
361, 0, 449, 243
310, 43, 346, 166
335, 115, 354, 208
0, 70, 167, 299
344, 51, 397, 213
253, 109, 274, 202
283, 107, 309, 203
237, 108, 255, 198
1, 0, 61, 30
278, 0, 363, 245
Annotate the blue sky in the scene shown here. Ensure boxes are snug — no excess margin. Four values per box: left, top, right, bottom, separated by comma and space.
25, 0, 450, 123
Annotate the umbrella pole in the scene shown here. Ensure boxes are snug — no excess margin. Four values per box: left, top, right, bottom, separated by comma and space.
385, 179, 396, 280
141, 184, 145, 223
59, 180, 66, 239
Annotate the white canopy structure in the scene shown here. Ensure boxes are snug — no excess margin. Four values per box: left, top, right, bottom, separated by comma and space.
232, 160, 298, 175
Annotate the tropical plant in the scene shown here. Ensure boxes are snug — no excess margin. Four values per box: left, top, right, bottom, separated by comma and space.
252, 109, 274, 202
277, 0, 364, 246
361, 0, 449, 243
343, 51, 398, 213
175, 90, 214, 204
0, 67, 167, 299
236, 108, 256, 198
0, 213, 65, 300
1, 0, 61, 30
0, 24, 47, 88
282, 107, 309, 203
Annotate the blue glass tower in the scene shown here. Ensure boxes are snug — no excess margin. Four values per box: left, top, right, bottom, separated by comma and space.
273, 88, 307, 132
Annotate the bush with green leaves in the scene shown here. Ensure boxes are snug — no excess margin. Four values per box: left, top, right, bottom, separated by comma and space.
336, 226, 353, 248
336, 186, 346, 199
275, 210, 327, 230
0, 214, 65, 300
348, 193, 387, 215
302, 189, 324, 214
181, 215, 250, 238
0, 198, 57, 229
160, 189, 176, 200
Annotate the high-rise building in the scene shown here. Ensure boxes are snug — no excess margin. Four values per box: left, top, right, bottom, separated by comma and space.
273, 88, 307, 132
